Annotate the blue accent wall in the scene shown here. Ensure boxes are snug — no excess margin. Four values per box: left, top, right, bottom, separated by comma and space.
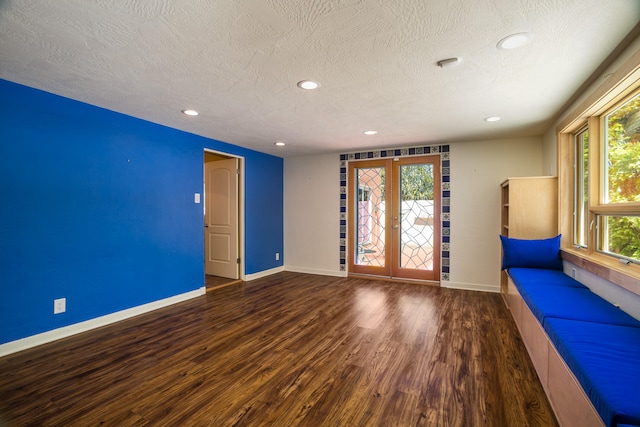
245, 154, 284, 273
0, 79, 284, 345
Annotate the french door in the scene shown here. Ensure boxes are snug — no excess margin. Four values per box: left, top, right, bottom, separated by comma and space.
348, 155, 440, 282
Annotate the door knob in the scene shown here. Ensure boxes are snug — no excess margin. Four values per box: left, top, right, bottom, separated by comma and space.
204, 224, 209, 228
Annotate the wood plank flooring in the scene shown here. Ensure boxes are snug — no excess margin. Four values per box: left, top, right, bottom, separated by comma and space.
205, 274, 242, 292
0, 272, 558, 426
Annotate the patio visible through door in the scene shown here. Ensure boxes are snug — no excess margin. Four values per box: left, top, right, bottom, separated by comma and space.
348, 155, 441, 282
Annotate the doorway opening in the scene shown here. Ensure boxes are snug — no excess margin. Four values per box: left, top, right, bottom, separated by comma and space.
204, 150, 244, 291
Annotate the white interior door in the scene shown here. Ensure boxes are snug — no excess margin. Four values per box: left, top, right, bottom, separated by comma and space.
204, 158, 239, 279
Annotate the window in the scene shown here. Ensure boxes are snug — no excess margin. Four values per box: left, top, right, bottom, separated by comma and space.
559, 52, 640, 290
358, 186, 371, 202
603, 92, 640, 205
569, 90, 640, 264
574, 128, 589, 248
597, 215, 640, 262
598, 91, 640, 262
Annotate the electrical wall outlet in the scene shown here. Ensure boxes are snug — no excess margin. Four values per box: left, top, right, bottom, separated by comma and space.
276, 252, 280, 261
54, 298, 66, 314
571, 268, 577, 279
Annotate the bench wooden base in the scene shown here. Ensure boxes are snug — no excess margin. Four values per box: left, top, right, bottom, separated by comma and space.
506, 275, 604, 427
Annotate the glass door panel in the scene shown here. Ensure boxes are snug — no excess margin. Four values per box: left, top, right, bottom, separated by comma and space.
398, 164, 434, 270
355, 167, 386, 267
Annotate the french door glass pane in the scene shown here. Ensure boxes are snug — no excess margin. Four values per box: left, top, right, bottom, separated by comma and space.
399, 164, 434, 270
356, 167, 385, 267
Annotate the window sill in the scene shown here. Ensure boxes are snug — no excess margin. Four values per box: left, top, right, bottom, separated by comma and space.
561, 247, 640, 296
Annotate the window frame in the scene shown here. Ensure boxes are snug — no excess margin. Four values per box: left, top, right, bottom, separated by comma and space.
573, 126, 589, 248
592, 90, 640, 263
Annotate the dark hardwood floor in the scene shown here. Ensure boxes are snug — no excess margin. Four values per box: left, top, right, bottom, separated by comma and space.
0, 272, 558, 426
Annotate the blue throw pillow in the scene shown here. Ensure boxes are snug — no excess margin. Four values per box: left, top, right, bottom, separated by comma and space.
500, 235, 563, 270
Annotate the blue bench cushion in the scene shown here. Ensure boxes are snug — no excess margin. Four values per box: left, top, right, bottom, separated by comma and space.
520, 285, 640, 328
508, 267, 588, 292
545, 318, 640, 427
509, 267, 640, 328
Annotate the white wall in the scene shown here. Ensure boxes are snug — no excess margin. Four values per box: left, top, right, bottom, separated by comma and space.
447, 137, 544, 292
542, 126, 558, 176
563, 261, 640, 320
284, 136, 545, 291
284, 153, 343, 276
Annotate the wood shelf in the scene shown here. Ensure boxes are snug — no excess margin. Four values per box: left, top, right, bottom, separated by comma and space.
500, 177, 558, 295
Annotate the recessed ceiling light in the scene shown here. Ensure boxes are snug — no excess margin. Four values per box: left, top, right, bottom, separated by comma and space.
297, 80, 320, 90
275, 141, 286, 147
485, 116, 501, 122
363, 130, 378, 135
182, 109, 199, 116
497, 32, 532, 50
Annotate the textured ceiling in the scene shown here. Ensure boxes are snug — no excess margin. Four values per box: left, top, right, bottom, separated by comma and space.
1, 0, 639, 157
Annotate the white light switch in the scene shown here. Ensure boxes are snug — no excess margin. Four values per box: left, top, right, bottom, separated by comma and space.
194, 193, 201, 204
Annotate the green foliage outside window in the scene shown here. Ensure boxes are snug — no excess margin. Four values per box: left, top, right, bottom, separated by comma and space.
575, 129, 589, 247
400, 165, 434, 201
604, 92, 640, 260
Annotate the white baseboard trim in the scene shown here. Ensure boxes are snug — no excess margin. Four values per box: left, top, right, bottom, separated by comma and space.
442, 281, 500, 293
0, 287, 206, 357
284, 266, 347, 277
244, 266, 285, 281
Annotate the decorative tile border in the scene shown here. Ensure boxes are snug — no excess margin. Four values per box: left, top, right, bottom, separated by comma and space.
339, 144, 451, 281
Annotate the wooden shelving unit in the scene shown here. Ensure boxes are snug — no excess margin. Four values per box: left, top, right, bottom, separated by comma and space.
500, 177, 559, 295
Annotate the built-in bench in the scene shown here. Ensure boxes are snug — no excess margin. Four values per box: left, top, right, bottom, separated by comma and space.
500, 236, 640, 427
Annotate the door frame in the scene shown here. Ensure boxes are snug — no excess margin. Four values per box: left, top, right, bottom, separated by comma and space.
347, 155, 441, 283
204, 149, 245, 281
